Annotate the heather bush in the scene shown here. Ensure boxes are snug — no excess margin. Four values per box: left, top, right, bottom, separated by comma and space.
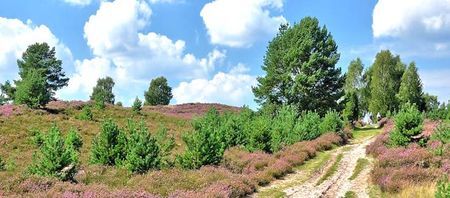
65, 128, 83, 151
390, 103, 423, 146
294, 111, 322, 142
270, 105, 297, 152
320, 110, 343, 133
131, 97, 142, 114
124, 121, 161, 173
90, 119, 127, 166
29, 125, 79, 181
77, 105, 93, 121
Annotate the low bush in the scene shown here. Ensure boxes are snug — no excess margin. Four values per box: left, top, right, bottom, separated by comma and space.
28, 125, 80, 181
244, 115, 272, 152
294, 111, 322, 142
131, 97, 142, 114
269, 105, 297, 152
435, 176, 450, 198
155, 126, 175, 168
65, 128, 83, 151
320, 110, 343, 134
432, 123, 450, 144
77, 105, 93, 121
389, 103, 423, 146
125, 121, 160, 173
90, 119, 127, 166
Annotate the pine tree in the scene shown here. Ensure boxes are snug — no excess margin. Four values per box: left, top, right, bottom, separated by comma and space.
397, 62, 424, 111
14, 69, 50, 108
90, 119, 127, 166
132, 97, 142, 114
253, 17, 344, 116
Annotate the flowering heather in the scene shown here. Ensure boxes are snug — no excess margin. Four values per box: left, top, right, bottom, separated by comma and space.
46, 100, 87, 110
0, 104, 23, 117
422, 120, 440, 137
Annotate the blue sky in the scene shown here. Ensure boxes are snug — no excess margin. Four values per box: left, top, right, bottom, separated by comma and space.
1, 0, 449, 108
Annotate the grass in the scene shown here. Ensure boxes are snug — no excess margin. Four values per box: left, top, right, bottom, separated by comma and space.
344, 191, 357, 198
257, 150, 334, 197
352, 127, 382, 142
368, 183, 436, 198
349, 158, 369, 180
316, 153, 343, 185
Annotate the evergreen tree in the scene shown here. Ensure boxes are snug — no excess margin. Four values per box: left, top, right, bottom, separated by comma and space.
16, 43, 68, 98
14, 69, 50, 108
65, 128, 83, 151
29, 125, 79, 181
397, 62, 424, 111
369, 50, 405, 116
144, 76, 172, 106
0, 80, 16, 102
253, 17, 344, 116
90, 77, 115, 108
132, 97, 142, 114
90, 119, 127, 166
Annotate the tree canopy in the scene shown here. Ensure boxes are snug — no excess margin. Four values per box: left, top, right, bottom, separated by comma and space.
397, 62, 424, 110
253, 17, 344, 115
144, 76, 172, 106
90, 76, 115, 107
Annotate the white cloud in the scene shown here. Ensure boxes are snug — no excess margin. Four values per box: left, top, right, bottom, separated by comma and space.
0, 17, 73, 83
63, 0, 92, 6
173, 64, 257, 107
420, 68, 450, 103
372, 0, 450, 56
200, 0, 286, 47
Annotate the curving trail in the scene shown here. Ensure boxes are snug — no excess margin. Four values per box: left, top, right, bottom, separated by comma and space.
254, 129, 380, 198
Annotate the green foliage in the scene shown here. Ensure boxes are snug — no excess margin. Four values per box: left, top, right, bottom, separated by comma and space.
177, 108, 225, 169
155, 126, 175, 168
65, 128, 83, 151
29, 125, 79, 181
431, 123, 450, 144
320, 110, 343, 133
0, 80, 16, 102
124, 121, 161, 173
90, 119, 127, 166
144, 76, 173, 106
397, 62, 424, 111
77, 105, 93, 121
14, 69, 50, 108
344, 58, 364, 94
369, 50, 405, 116
245, 115, 272, 152
435, 176, 450, 198
132, 97, 142, 114
253, 17, 344, 116
389, 103, 423, 146
0, 156, 5, 171
343, 91, 360, 124
90, 76, 115, 108
116, 101, 123, 107
270, 105, 297, 152
294, 111, 322, 142
31, 129, 44, 147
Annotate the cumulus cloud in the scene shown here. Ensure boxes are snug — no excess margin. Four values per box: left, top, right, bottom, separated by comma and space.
372, 0, 450, 56
420, 68, 450, 103
63, 0, 92, 6
0, 17, 73, 83
200, 0, 286, 47
173, 64, 257, 107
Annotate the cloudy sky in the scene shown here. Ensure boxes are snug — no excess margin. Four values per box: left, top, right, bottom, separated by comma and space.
1, 0, 449, 108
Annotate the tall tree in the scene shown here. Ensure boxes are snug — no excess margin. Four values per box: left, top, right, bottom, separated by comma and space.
90, 76, 115, 107
144, 76, 172, 106
344, 58, 364, 94
343, 91, 360, 124
369, 50, 405, 116
253, 17, 344, 115
397, 62, 424, 110
16, 43, 69, 96
14, 69, 50, 108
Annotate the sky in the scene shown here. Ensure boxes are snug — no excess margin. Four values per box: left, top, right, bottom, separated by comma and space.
1, 0, 450, 108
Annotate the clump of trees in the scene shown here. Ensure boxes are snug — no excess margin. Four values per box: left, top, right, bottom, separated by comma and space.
29, 125, 82, 181
0, 43, 69, 108
145, 76, 172, 106
90, 77, 115, 109
90, 119, 174, 173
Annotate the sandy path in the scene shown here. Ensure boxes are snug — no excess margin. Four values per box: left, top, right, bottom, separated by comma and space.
254, 134, 377, 198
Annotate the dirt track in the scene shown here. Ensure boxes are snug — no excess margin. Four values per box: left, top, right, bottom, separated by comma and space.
255, 133, 378, 198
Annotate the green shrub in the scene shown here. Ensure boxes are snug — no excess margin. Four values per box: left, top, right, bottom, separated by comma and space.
389, 103, 423, 146
77, 105, 93, 121
31, 129, 44, 147
0, 156, 5, 171
14, 69, 51, 109
90, 119, 127, 166
65, 128, 83, 151
435, 176, 450, 198
132, 97, 142, 114
177, 108, 224, 169
124, 121, 161, 173
270, 105, 297, 152
245, 115, 272, 152
116, 101, 123, 107
295, 111, 322, 141
320, 110, 343, 133
431, 123, 450, 144
155, 126, 175, 168
28, 125, 79, 181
